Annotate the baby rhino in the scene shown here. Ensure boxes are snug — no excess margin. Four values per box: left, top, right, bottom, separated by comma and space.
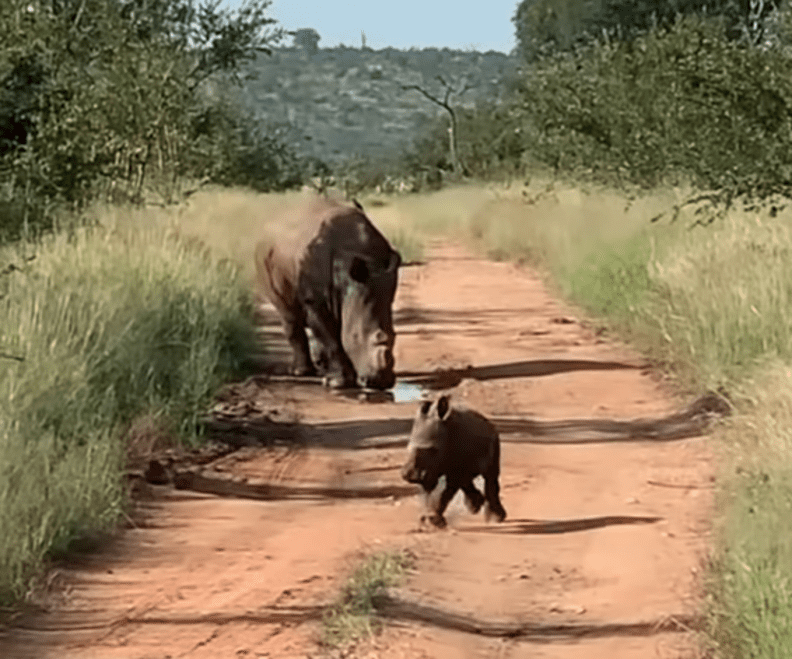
401, 395, 507, 529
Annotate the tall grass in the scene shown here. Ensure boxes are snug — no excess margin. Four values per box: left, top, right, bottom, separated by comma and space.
706, 365, 792, 658
0, 215, 255, 604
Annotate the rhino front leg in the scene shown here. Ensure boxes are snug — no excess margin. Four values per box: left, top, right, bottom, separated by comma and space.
423, 479, 460, 529
304, 303, 355, 388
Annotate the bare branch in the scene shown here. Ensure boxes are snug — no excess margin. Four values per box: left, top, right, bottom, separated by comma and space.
401, 84, 449, 110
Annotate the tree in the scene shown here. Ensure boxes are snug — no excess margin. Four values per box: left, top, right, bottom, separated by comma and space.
402, 75, 474, 176
0, 0, 285, 238
512, 0, 600, 61
512, 0, 785, 60
293, 28, 320, 55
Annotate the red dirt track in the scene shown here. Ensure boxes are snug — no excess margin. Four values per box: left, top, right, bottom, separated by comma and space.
1, 242, 713, 659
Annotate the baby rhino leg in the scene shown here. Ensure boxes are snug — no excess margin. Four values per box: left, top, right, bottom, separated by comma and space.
461, 481, 485, 514
422, 479, 461, 529
483, 470, 507, 523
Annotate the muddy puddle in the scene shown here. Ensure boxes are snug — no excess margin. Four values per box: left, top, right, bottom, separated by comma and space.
340, 380, 427, 404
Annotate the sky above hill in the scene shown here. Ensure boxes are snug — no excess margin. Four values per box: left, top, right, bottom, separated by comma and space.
222, 0, 518, 54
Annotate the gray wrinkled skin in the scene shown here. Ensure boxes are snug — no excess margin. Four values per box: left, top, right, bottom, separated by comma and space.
401, 395, 507, 529
255, 195, 400, 390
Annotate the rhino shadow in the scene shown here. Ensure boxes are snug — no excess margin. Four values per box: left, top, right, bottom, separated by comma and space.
459, 515, 662, 535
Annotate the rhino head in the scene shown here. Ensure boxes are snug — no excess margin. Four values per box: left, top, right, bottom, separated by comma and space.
340, 249, 401, 390
401, 395, 452, 491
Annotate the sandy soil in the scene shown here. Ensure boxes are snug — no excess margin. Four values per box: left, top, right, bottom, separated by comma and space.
1, 241, 713, 659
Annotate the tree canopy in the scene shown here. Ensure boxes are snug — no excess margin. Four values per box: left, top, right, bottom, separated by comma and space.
0, 0, 296, 239
512, 0, 784, 60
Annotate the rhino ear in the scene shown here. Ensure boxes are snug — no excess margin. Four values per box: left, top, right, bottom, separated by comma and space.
389, 250, 402, 271
435, 395, 451, 421
352, 198, 364, 211
350, 256, 369, 283
419, 400, 432, 416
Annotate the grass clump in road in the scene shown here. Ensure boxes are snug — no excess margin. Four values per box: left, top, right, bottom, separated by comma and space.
0, 221, 256, 605
321, 549, 414, 648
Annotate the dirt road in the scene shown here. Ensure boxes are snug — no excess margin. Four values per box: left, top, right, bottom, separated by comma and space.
1, 241, 713, 658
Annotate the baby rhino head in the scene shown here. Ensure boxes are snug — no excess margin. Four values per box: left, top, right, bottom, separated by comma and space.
401, 395, 452, 492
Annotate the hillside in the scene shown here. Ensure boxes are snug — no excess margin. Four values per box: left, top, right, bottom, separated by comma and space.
235, 44, 517, 165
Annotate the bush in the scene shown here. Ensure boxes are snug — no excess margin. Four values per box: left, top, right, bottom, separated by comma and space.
187, 102, 322, 193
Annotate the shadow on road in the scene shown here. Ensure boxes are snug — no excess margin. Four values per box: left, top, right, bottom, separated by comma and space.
400, 358, 642, 390
375, 594, 702, 640
204, 391, 728, 449
459, 515, 662, 535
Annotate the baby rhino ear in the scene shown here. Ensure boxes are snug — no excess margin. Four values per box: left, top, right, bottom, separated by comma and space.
435, 395, 451, 421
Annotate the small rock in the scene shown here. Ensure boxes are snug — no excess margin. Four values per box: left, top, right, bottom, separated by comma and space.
626, 497, 639, 504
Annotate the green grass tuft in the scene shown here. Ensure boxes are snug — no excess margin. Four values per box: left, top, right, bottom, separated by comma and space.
321, 550, 414, 648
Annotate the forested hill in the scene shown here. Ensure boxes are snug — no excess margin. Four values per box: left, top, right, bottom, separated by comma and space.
235, 44, 517, 165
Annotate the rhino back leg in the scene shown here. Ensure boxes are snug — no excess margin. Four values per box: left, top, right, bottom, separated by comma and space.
483, 467, 507, 523
282, 306, 315, 376
461, 481, 485, 514
303, 302, 356, 388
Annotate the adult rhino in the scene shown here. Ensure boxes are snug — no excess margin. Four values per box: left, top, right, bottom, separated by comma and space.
255, 194, 401, 390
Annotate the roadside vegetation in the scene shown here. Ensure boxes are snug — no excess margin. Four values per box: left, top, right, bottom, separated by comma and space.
0, 206, 256, 604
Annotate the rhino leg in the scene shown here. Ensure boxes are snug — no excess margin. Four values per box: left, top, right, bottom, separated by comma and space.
483, 470, 507, 523
304, 303, 356, 388
461, 481, 485, 514
283, 309, 315, 377
423, 479, 460, 529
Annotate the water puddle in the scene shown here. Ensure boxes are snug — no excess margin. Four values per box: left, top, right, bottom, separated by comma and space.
335, 380, 428, 404
391, 380, 426, 403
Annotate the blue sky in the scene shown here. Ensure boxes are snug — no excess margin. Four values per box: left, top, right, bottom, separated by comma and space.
223, 1, 518, 54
